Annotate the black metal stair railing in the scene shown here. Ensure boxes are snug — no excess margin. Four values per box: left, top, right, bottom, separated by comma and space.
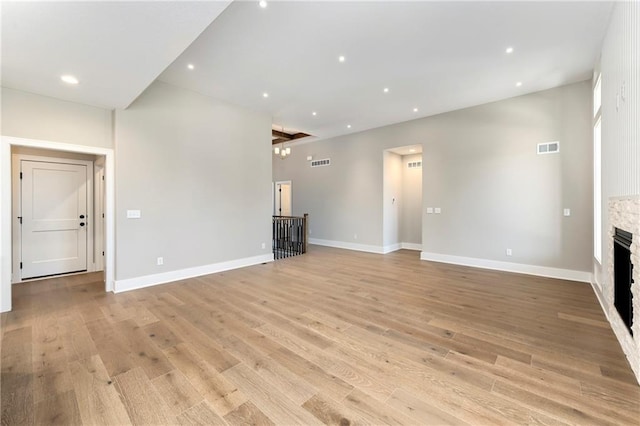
272, 214, 308, 259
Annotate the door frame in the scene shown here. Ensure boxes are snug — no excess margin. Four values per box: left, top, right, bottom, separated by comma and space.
274, 180, 292, 216
12, 154, 95, 283
1, 136, 115, 312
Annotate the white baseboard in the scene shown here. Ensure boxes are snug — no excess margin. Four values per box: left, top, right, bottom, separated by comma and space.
382, 243, 402, 254
420, 251, 592, 283
401, 242, 422, 251
114, 253, 274, 293
309, 238, 384, 254
309, 238, 422, 254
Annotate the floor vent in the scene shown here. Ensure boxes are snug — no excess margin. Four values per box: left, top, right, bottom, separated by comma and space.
408, 161, 422, 168
311, 159, 331, 167
537, 141, 560, 154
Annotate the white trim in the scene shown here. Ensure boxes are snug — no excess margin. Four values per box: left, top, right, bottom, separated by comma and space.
309, 239, 422, 255
420, 251, 592, 283
309, 238, 384, 254
114, 253, 274, 293
382, 243, 401, 254
401, 242, 422, 251
1, 136, 115, 312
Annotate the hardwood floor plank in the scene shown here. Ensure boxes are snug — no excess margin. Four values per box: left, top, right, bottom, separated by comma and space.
177, 401, 228, 426
114, 367, 176, 425
222, 363, 323, 425
386, 387, 470, 425
69, 355, 132, 425
164, 343, 247, 416
224, 401, 275, 426
1, 326, 34, 426
302, 393, 367, 426
151, 369, 204, 416
34, 389, 82, 425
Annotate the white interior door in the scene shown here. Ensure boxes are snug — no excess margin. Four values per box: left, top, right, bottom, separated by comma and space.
276, 182, 292, 216
21, 160, 88, 279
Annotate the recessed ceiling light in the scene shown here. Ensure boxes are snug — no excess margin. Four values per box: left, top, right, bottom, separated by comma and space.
60, 75, 79, 85
347, 124, 352, 128
187, 64, 195, 70
259, 0, 267, 8
383, 88, 389, 93
263, 92, 269, 98
505, 47, 514, 54
338, 55, 346, 63
312, 112, 317, 116
413, 107, 418, 112
515, 81, 523, 87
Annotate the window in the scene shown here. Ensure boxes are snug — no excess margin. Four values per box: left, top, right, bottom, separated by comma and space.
593, 74, 602, 117
593, 74, 602, 263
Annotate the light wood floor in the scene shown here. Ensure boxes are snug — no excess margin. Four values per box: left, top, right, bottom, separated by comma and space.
1, 246, 639, 425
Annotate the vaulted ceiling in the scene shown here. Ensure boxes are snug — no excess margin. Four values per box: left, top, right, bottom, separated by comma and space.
1, 1, 613, 142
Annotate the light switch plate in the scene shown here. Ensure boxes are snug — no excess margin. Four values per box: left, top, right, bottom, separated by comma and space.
426, 207, 434, 214
435, 207, 441, 214
127, 210, 141, 219
563, 208, 571, 217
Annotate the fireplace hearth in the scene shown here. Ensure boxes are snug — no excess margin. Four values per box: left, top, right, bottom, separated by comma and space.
606, 197, 640, 383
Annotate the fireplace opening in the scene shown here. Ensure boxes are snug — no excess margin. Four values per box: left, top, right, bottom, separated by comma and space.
613, 228, 634, 336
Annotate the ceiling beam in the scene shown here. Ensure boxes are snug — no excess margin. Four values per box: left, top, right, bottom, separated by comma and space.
271, 129, 311, 145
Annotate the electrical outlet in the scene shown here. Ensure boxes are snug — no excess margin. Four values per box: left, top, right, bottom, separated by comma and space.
157, 257, 164, 265
354, 233, 358, 240
261, 242, 266, 249
506, 249, 512, 256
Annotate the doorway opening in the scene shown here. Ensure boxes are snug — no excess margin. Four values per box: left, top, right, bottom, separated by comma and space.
1, 136, 115, 313
383, 145, 423, 254
274, 180, 292, 216
12, 149, 105, 282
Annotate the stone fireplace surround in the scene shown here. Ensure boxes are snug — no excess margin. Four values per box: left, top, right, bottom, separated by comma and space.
605, 197, 640, 381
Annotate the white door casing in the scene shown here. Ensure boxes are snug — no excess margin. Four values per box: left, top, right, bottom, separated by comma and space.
20, 160, 89, 279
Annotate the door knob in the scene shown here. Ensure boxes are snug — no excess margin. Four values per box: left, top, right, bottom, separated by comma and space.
80, 222, 85, 227
79, 214, 85, 219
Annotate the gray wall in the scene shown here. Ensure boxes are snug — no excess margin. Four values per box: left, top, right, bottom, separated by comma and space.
273, 81, 592, 272
401, 153, 422, 245
114, 81, 272, 280
1, 87, 113, 148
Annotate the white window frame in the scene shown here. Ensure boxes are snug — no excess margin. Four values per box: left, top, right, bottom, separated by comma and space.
593, 73, 602, 264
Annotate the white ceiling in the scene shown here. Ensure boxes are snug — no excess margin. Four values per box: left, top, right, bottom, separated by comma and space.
1, 1, 613, 141
1, 1, 231, 109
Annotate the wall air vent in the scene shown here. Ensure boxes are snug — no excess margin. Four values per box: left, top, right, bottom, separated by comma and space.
311, 158, 331, 167
537, 141, 560, 155
408, 161, 422, 168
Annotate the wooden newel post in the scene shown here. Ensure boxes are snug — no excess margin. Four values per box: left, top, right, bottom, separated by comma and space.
303, 213, 309, 253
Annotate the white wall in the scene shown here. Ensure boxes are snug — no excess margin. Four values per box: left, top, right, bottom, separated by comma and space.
274, 81, 592, 278
401, 153, 422, 246
1, 87, 113, 148
595, 1, 640, 286
114, 81, 273, 286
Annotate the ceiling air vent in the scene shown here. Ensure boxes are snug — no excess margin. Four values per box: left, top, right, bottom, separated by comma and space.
537, 141, 560, 155
408, 161, 422, 168
311, 158, 331, 167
